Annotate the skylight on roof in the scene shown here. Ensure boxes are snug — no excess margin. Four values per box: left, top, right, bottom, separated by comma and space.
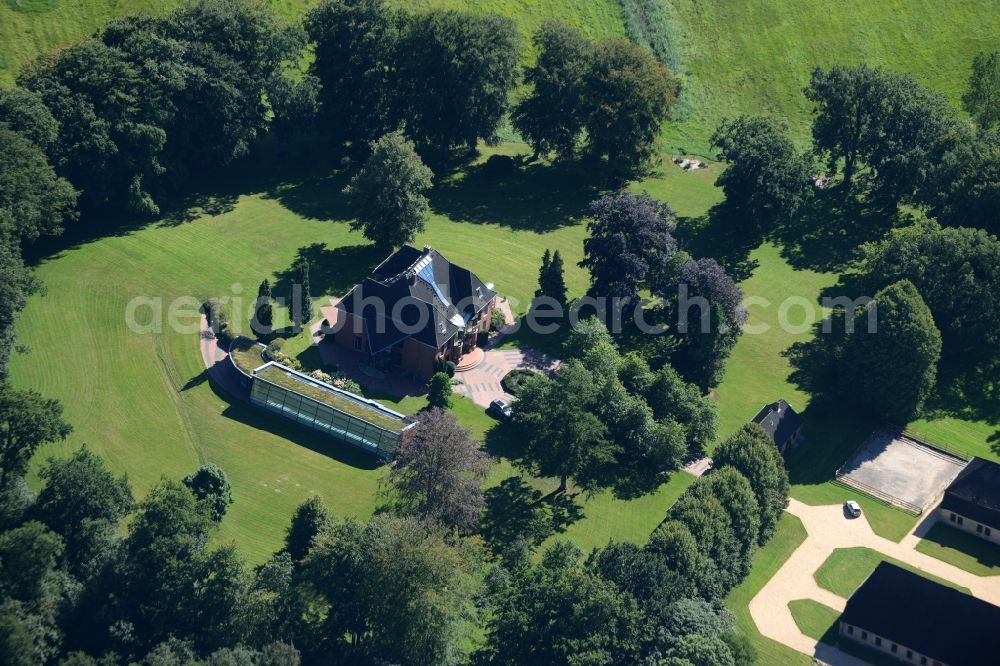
416, 258, 450, 307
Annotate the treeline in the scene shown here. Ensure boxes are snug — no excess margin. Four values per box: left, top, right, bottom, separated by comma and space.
533, 192, 747, 393
509, 317, 717, 500
710, 55, 1000, 236
709, 55, 1000, 425
0, 386, 788, 665
512, 20, 678, 173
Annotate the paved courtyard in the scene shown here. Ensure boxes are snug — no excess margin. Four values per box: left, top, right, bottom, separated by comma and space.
453, 347, 559, 407
836, 430, 966, 512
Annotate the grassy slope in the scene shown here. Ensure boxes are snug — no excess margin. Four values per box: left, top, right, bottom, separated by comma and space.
814, 546, 972, 598
662, 0, 1000, 154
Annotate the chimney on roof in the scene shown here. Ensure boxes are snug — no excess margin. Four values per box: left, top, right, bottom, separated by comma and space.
423, 244, 432, 253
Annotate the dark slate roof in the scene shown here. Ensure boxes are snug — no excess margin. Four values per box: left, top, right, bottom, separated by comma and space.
751, 399, 803, 447
337, 245, 496, 354
841, 561, 1000, 666
940, 457, 1000, 531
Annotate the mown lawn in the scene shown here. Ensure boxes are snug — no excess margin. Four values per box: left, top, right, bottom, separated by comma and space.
11, 136, 993, 566
814, 547, 972, 598
788, 599, 840, 643
915, 523, 1000, 577
725, 513, 812, 666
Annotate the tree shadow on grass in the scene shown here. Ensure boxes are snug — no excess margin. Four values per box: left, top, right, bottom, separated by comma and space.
265, 168, 354, 222
272, 243, 384, 300
923, 357, 1000, 429
484, 421, 525, 461
769, 188, 901, 273
481, 476, 584, 555
429, 157, 608, 232
674, 203, 762, 282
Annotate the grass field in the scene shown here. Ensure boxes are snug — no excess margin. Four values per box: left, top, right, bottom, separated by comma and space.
662, 0, 1000, 154
787, 599, 840, 643
726, 513, 812, 666
4, 0, 998, 156
814, 547, 972, 598
915, 523, 1000, 577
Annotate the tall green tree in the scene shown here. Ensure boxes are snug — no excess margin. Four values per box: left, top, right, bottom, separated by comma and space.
595, 377, 686, 498
857, 221, 1000, 361
288, 260, 314, 331
182, 463, 233, 523
512, 20, 590, 160
919, 126, 1000, 235
477, 542, 646, 666
426, 372, 453, 410
805, 64, 956, 202
0, 237, 40, 379
963, 50, 1000, 129
712, 423, 790, 544
581, 38, 677, 175
302, 514, 484, 666
304, 0, 404, 143
803, 64, 885, 188
21, 39, 167, 215
702, 468, 760, 578
0, 124, 77, 244
345, 131, 434, 251
33, 447, 133, 578
284, 496, 331, 562
0, 522, 64, 604
667, 481, 743, 599
0, 88, 60, 150
542, 250, 568, 305
397, 10, 520, 159
711, 115, 813, 226
643, 363, 718, 457
512, 361, 614, 492
0, 383, 72, 484
254, 279, 274, 334
840, 279, 942, 423
535, 249, 551, 299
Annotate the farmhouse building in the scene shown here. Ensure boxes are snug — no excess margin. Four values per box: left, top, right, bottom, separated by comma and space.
938, 456, 1000, 545
839, 561, 1000, 666
330, 245, 496, 379
751, 399, 803, 453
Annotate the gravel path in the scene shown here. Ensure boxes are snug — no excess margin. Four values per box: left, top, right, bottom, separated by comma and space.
750, 499, 1000, 664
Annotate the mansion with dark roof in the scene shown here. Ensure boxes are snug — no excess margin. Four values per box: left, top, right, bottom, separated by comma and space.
839, 561, 1000, 666
329, 245, 496, 379
938, 456, 1000, 545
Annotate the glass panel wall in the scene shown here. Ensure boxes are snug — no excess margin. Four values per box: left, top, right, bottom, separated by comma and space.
250, 378, 403, 459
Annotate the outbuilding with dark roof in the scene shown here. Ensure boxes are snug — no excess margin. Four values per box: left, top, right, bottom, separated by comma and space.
938, 456, 1000, 545
751, 399, 803, 453
839, 561, 1000, 666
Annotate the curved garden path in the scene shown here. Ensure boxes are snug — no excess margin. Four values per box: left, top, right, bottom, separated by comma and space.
750, 499, 1000, 665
